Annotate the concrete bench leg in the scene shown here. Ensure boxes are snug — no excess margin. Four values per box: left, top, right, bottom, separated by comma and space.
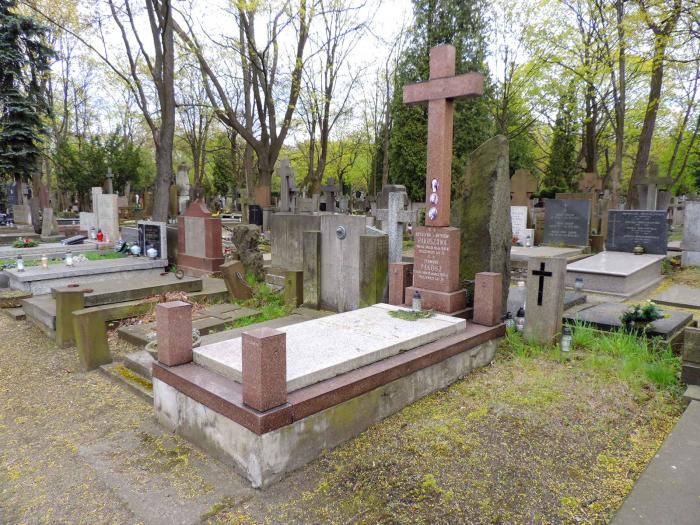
55, 289, 86, 348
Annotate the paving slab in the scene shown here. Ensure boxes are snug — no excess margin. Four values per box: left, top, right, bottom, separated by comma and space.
193, 303, 467, 392
653, 284, 700, 309
612, 401, 700, 525
0, 242, 94, 261
564, 302, 694, 340
70, 273, 202, 307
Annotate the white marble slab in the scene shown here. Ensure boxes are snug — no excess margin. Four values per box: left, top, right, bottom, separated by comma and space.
566, 251, 665, 277
193, 303, 466, 392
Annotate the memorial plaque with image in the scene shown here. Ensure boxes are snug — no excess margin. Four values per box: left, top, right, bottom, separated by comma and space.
543, 198, 591, 247
606, 210, 667, 255
137, 220, 167, 259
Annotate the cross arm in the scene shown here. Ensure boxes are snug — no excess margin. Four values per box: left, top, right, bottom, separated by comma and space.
403, 72, 484, 105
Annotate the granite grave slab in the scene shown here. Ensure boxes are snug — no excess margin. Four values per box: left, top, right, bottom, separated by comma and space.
566, 252, 665, 297
653, 285, 700, 310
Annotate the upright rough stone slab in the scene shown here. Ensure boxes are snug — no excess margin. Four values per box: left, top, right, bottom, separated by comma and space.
359, 234, 389, 307
523, 256, 566, 345
473, 272, 503, 327
284, 270, 304, 307
41, 208, 60, 237
389, 262, 413, 306
156, 301, 193, 366
177, 200, 224, 276
303, 231, 321, 308
242, 327, 287, 412
681, 200, 700, 267
97, 193, 119, 242
55, 288, 86, 347
457, 135, 511, 314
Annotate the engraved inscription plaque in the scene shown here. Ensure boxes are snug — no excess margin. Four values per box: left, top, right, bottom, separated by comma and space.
606, 210, 667, 254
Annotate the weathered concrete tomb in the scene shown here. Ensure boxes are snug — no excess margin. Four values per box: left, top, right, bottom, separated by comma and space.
152, 301, 504, 487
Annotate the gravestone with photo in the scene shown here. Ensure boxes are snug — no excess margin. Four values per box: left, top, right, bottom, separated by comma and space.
543, 198, 591, 247
137, 220, 168, 259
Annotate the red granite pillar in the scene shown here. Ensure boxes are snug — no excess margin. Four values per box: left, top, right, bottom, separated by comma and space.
473, 272, 503, 327
242, 327, 287, 412
389, 262, 413, 305
156, 301, 193, 366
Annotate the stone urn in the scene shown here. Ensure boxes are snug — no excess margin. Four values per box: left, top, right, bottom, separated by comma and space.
144, 328, 201, 359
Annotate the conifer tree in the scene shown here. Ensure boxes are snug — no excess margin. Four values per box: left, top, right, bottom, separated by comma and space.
543, 82, 578, 193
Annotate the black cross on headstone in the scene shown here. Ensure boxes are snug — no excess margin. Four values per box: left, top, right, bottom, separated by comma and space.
532, 262, 553, 306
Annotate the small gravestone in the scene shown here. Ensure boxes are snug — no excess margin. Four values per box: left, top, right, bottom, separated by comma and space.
681, 200, 700, 266
523, 256, 566, 345
510, 206, 528, 244
12, 204, 31, 225
373, 191, 417, 263
40, 207, 61, 241
543, 198, 591, 247
176, 200, 224, 276
606, 210, 667, 255
97, 193, 119, 243
221, 259, 253, 300
137, 220, 167, 259
321, 178, 339, 213
510, 169, 537, 206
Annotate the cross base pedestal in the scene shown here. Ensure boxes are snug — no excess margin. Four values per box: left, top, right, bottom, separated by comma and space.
405, 286, 466, 315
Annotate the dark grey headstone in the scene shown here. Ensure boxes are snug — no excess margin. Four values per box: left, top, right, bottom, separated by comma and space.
607, 210, 668, 255
564, 302, 692, 339
455, 135, 511, 314
543, 199, 591, 247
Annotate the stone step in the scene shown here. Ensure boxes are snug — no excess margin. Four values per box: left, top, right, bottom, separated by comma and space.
21, 295, 56, 333
124, 350, 154, 379
1, 307, 25, 321
99, 362, 153, 402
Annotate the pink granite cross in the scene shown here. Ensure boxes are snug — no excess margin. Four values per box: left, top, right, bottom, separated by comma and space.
403, 45, 484, 227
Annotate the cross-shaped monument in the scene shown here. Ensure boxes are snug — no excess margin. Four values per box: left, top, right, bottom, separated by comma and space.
403, 45, 484, 227
278, 159, 298, 213
402, 44, 484, 314
374, 191, 417, 264
321, 178, 339, 213
510, 169, 537, 207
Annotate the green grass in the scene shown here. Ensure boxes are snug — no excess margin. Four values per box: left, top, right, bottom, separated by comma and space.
0, 251, 126, 268
83, 251, 126, 261
502, 322, 680, 392
223, 274, 290, 330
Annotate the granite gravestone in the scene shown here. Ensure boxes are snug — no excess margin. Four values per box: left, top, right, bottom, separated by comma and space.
510, 206, 528, 244
523, 256, 566, 345
97, 193, 119, 243
606, 210, 667, 255
402, 44, 484, 313
456, 135, 511, 314
543, 198, 591, 247
681, 200, 700, 266
177, 200, 224, 276
137, 220, 167, 259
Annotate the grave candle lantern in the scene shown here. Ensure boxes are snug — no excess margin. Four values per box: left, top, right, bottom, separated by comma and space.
16, 255, 24, 272
41, 254, 48, 269
561, 326, 572, 358
65, 250, 73, 266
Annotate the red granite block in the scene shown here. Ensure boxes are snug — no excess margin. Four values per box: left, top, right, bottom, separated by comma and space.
156, 301, 193, 366
242, 328, 287, 412
411, 227, 461, 292
405, 286, 466, 314
473, 272, 502, 326
389, 262, 413, 305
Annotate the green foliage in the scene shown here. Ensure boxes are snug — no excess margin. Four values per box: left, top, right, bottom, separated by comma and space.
209, 131, 238, 199
55, 131, 150, 200
388, 0, 493, 202
620, 302, 665, 327
11, 237, 38, 248
0, 0, 53, 182
502, 322, 680, 391
543, 81, 578, 193
388, 309, 434, 321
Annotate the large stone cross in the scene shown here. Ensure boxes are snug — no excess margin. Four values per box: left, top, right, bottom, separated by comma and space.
278, 159, 297, 213
403, 44, 484, 227
374, 191, 417, 264
321, 177, 339, 213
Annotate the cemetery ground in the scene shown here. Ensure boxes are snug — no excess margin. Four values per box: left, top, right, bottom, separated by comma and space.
1, 299, 687, 523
